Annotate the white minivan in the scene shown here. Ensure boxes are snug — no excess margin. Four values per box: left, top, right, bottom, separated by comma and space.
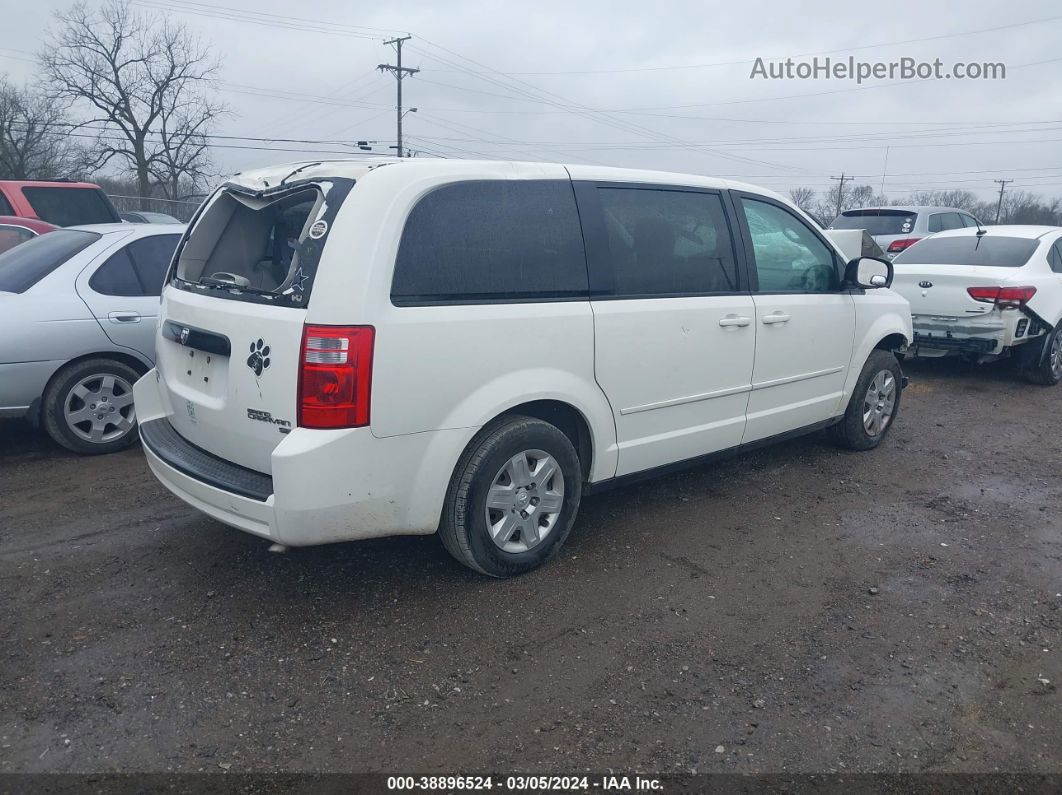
134, 159, 912, 576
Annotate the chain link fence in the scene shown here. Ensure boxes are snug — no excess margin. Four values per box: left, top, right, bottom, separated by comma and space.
105, 193, 203, 223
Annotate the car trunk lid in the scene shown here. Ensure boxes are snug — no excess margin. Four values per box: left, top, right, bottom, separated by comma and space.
892, 263, 1028, 319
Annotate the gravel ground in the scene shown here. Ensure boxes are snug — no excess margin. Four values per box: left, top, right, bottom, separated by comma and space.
1, 358, 1059, 775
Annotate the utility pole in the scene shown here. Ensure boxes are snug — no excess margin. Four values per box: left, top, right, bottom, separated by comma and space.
830, 172, 852, 217
378, 36, 419, 158
993, 179, 1012, 224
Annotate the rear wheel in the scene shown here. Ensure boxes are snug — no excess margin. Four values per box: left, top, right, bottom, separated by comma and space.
830, 350, 903, 451
439, 415, 582, 577
1022, 324, 1062, 386
42, 358, 141, 455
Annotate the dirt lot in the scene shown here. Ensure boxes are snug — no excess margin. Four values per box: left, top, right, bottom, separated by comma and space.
1, 358, 1059, 775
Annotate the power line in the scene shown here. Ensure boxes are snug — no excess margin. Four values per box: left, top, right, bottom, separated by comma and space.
427, 13, 1062, 75
408, 40, 814, 174
386, 121, 1062, 149
131, 0, 397, 40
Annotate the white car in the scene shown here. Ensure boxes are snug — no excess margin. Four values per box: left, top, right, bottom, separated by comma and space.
0, 223, 184, 453
133, 159, 912, 576
891, 225, 1062, 385
829, 206, 983, 260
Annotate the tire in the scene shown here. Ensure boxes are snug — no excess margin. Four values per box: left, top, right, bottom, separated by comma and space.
42, 358, 141, 455
829, 349, 903, 451
439, 415, 582, 577
1021, 324, 1062, 386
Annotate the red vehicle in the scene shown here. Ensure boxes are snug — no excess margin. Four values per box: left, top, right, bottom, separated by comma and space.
0, 215, 58, 255
0, 180, 122, 227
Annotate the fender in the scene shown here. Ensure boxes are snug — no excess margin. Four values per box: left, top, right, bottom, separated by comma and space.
433, 366, 619, 484
840, 296, 912, 408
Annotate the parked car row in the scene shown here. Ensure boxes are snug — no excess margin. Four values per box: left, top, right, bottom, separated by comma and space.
3, 160, 1060, 577
831, 203, 1062, 384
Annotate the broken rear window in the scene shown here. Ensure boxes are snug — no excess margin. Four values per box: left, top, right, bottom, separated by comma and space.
171, 178, 353, 307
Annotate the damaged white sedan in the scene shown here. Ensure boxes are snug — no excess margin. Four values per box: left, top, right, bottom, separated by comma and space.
892, 225, 1062, 385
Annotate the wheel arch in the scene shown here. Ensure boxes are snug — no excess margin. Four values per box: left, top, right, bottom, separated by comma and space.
874, 332, 909, 357
494, 399, 594, 484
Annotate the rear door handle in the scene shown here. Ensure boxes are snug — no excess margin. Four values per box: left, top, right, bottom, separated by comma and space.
718, 315, 751, 328
761, 312, 791, 325
108, 311, 142, 323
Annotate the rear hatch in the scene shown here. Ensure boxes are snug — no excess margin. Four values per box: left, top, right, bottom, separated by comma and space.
156, 174, 355, 473
891, 233, 1042, 319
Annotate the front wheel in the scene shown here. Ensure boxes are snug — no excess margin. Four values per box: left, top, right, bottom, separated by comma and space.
830, 349, 903, 451
439, 415, 582, 577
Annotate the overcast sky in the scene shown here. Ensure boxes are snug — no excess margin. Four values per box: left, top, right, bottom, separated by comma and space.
2, 0, 1061, 206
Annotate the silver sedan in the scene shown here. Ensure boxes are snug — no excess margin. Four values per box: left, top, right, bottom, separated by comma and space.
0, 223, 184, 454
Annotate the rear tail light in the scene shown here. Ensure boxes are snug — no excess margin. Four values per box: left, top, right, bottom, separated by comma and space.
298, 325, 374, 429
887, 237, 922, 253
966, 286, 1037, 306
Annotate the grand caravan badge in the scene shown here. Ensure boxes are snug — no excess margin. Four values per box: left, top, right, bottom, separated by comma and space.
247, 408, 291, 430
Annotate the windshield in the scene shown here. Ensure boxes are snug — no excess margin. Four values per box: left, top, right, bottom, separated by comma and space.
830, 210, 916, 236
894, 235, 1039, 267
0, 229, 101, 293
172, 178, 353, 307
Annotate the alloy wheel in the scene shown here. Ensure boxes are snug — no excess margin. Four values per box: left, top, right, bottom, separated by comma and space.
64, 373, 136, 444
862, 370, 896, 437
483, 449, 565, 553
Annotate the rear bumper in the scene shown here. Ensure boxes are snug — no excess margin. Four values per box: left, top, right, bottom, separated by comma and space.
909, 312, 1036, 356
912, 332, 999, 354
134, 370, 473, 546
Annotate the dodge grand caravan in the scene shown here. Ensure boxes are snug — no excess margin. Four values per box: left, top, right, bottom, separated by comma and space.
134, 159, 912, 577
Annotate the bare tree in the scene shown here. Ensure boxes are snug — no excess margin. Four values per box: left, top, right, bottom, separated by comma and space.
0, 76, 81, 179
40, 0, 224, 200
903, 189, 981, 213
789, 187, 817, 217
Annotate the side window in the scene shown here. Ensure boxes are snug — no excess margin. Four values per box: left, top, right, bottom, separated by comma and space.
1050, 241, 1062, 274
90, 248, 142, 296
391, 180, 587, 303
126, 234, 180, 295
595, 187, 739, 296
960, 214, 981, 228
0, 191, 14, 216
928, 213, 964, 233
740, 198, 839, 293
0, 225, 35, 255
939, 213, 964, 231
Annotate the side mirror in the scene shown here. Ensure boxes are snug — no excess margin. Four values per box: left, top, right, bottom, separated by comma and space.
845, 256, 893, 289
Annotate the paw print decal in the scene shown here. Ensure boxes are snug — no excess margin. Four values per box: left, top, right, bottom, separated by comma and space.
247, 339, 271, 376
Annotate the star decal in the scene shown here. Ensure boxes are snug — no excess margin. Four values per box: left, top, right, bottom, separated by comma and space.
291, 268, 309, 291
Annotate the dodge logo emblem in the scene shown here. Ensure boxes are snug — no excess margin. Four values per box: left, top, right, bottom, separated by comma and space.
919, 281, 933, 288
